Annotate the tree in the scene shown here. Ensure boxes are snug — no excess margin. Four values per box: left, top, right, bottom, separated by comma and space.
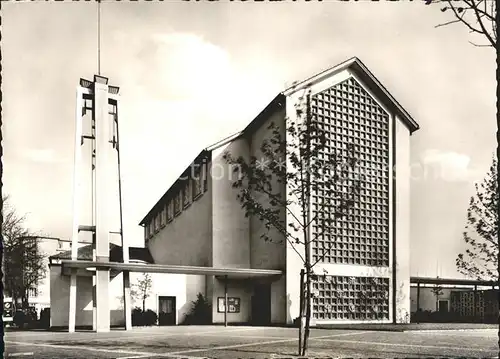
457, 158, 498, 280
182, 293, 211, 325
434, 0, 496, 48
224, 88, 361, 356
132, 273, 153, 312
2, 196, 47, 309
430, 283, 444, 312
431, 0, 498, 354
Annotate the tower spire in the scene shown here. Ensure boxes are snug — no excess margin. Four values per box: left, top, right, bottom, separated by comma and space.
97, 0, 101, 75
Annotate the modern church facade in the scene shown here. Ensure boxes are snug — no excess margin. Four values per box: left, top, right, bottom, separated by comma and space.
138, 57, 419, 325
50, 57, 419, 328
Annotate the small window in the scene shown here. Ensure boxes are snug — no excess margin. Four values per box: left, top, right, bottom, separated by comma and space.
192, 169, 202, 198
160, 206, 167, 227
174, 192, 182, 214
183, 180, 191, 206
203, 162, 208, 192
154, 214, 160, 232
167, 201, 174, 221
27, 287, 38, 297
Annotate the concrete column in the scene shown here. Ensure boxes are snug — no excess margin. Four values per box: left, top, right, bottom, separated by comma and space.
416, 283, 420, 324
92, 278, 97, 331
68, 271, 77, 332
473, 284, 477, 321
94, 80, 112, 333
69, 87, 85, 333
123, 271, 132, 330
224, 276, 228, 327
393, 116, 411, 323
95, 269, 110, 332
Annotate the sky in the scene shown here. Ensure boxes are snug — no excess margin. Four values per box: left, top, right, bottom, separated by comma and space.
2, 1, 496, 279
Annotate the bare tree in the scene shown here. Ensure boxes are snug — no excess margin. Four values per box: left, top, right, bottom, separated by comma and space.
431, 283, 444, 312
132, 273, 153, 312
224, 88, 361, 355
434, 0, 496, 48
2, 196, 47, 309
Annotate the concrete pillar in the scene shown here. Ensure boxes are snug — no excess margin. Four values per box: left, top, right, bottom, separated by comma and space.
95, 269, 110, 332
224, 276, 228, 327
69, 86, 85, 333
94, 79, 112, 333
393, 116, 411, 324
123, 271, 132, 330
473, 284, 477, 322
68, 271, 77, 332
92, 278, 97, 331
416, 282, 420, 324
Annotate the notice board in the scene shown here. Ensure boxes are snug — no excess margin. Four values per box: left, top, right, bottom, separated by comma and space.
217, 297, 240, 313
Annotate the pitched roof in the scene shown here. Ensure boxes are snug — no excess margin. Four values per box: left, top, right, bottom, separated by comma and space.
282, 57, 419, 133
138, 57, 419, 226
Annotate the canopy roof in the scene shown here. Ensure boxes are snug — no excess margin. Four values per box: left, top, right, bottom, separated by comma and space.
61, 259, 283, 280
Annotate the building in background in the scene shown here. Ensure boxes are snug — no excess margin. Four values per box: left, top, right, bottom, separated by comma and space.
31, 238, 87, 318
410, 276, 498, 323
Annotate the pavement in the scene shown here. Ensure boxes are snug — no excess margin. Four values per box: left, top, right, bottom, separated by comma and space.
316, 322, 498, 332
3, 325, 498, 358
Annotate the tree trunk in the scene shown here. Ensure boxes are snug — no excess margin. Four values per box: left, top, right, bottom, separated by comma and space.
302, 268, 312, 356
301, 90, 313, 357
143, 298, 146, 312
496, 8, 500, 354
298, 269, 305, 355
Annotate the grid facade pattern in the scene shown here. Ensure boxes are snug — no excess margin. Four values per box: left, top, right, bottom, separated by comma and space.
451, 291, 485, 317
312, 275, 390, 320
311, 77, 390, 267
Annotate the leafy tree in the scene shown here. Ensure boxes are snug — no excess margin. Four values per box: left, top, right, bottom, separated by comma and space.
224, 88, 360, 355
182, 293, 211, 325
132, 273, 153, 312
457, 158, 498, 280
2, 196, 47, 309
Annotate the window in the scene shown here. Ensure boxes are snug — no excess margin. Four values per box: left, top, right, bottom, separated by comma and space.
203, 162, 208, 192
27, 287, 38, 298
167, 201, 174, 221
183, 180, 191, 207
174, 191, 182, 214
192, 168, 202, 198
160, 206, 167, 227
154, 214, 160, 232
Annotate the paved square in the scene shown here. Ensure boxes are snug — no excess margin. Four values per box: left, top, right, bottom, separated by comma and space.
4, 326, 498, 358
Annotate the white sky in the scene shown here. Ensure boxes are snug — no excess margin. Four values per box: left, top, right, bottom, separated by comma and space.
2, 1, 496, 278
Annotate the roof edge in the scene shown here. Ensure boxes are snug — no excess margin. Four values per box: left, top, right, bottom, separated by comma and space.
138, 94, 286, 227
138, 149, 210, 226
283, 56, 420, 134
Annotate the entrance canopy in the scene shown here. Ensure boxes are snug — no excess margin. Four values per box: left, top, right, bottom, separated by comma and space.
61, 259, 283, 280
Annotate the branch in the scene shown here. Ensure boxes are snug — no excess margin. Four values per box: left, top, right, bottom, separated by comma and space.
442, 0, 489, 38
469, 40, 492, 47
469, 0, 496, 46
435, 18, 463, 28
463, 0, 495, 21
258, 186, 306, 230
